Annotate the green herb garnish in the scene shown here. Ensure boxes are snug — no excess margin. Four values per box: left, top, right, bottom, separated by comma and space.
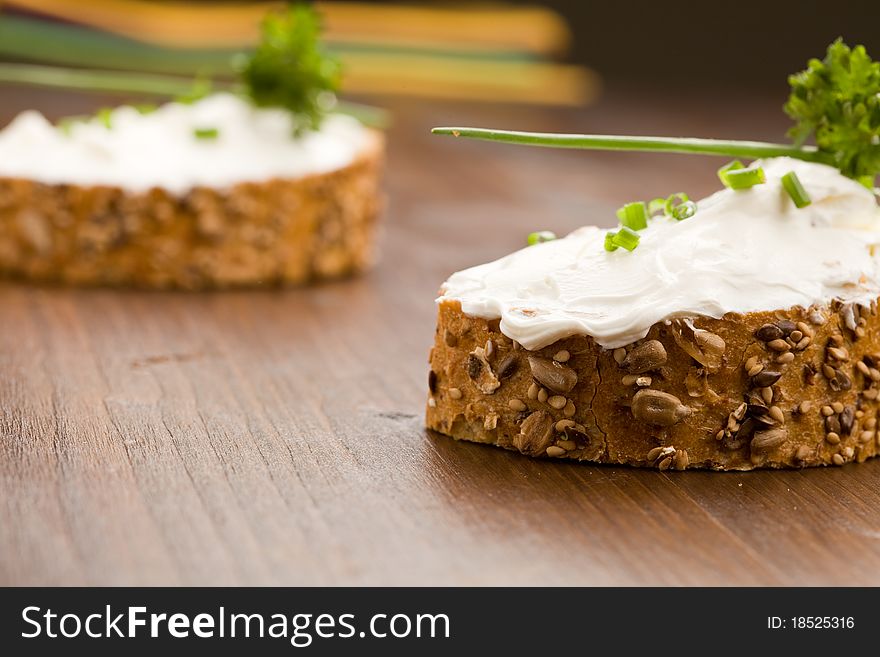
616, 201, 648, 231
717, 160, 744, 185
238, 3, 341, 134
194, 127, 220, 140
95, 107, 113, 129
604, 231, 618, 252
610, 227, 640, 251
432, 40, 880, 187
649, 193, 695, 221
781, 171, 812, 208
527, 230, 557, 246
721, 165, 766, 190
785, 40, 880, 181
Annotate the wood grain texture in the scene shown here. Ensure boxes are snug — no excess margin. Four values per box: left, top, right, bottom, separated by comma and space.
2, 86, 880, 585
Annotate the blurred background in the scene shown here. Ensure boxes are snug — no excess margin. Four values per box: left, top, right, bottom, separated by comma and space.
1, 0, 879, 235
2, 0, 879, 107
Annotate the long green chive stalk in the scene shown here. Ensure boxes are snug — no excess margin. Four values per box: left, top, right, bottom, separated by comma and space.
430, 127, 827, 165
0, 62, 388, 129
433, 40, 880, 185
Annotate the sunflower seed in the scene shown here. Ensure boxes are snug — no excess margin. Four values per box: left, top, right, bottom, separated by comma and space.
513, 411, 554, 456
528, 356, 578, 393
631, 389, 691, 426
623, 340, 667, 373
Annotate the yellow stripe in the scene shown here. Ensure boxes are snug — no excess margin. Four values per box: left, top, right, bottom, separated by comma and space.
340, 56, 599, 106
4, 0, 571, 54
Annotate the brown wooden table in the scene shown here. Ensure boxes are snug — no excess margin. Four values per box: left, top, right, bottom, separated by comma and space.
3, 86, 880, 586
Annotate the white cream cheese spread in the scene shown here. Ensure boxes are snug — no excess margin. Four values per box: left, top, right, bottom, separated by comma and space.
0, 93, 368, 195
439, 157, 880, 350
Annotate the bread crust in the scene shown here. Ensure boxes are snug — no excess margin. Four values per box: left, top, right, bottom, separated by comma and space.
426, 299, 880, 470
0, 131, 383, 289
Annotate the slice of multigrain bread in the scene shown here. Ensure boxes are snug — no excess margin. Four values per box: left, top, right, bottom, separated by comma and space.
0, 131, 383, 289
426, 299, 880, 470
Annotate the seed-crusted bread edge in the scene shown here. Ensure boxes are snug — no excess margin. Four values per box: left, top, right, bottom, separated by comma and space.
0, 130, 384, 289
426, 298, 880, 470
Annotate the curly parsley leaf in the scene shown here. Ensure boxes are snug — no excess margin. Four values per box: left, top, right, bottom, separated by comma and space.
784, 39, 880, 183
238, 3, 341, 134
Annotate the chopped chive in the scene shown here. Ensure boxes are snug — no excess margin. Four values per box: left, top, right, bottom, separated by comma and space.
604, 231, 618, 252
722, 165, 766, 190
671, 200, 697, 220
527, 230, 556, 246
648, 197, 666, 215
134, 103, 157, 115
781, 171, 811, 208
95, 107, 113, 129
616, 201, 648, 230
611, 226, 640, 251
717, 159, 744, 185
193, 127, 220, 140
58, 115, 87, 136
648, 193, 696, 220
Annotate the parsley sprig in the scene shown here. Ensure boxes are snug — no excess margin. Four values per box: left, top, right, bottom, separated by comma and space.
433, 40, 880, 186
238, 4, 341, 133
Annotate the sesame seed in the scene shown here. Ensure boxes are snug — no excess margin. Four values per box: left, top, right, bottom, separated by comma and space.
796, 321, 813, 338
563, 400, 576, 418
776, 352, 795, 364
821, 405, 834, 416
859, 431, 874, 444
508, 398, 527, 412
832, 401, 844, 414
795, 445, 811, 461
548, 395, 567, 410
537, 388, 548, 403
843, 446, 854, 459
866, 418, 877, 429
621, 374, 639, 385
826, 432, 840, 444
715, 429, 725, 441
546, 446, 566, 457
485, 339, 495, 358
527, 382, 539, 400
557, 439, 577, 451
856, 327, 866, 339
822, 364, 837, 380
857, 361, 871, 376
449, 387, 462, 400
795, 336, 811, 350
658, 456, 672, 471
789, 330, 803, 342
768, 339, 790, 352
870, 368, 880, 381
829, 334, 844, 346
828, 346, 849, 361
769, 406, 785, 424
647, 446, 664, 461
761, 387, 773, 405
799, 401, 812, 414
613, 348, 627, 365
864, 389, 879, 400
748, 364, 764, 377
553, 349, 570, 363
832, 453, 845, 466
745, 355, 758, 371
